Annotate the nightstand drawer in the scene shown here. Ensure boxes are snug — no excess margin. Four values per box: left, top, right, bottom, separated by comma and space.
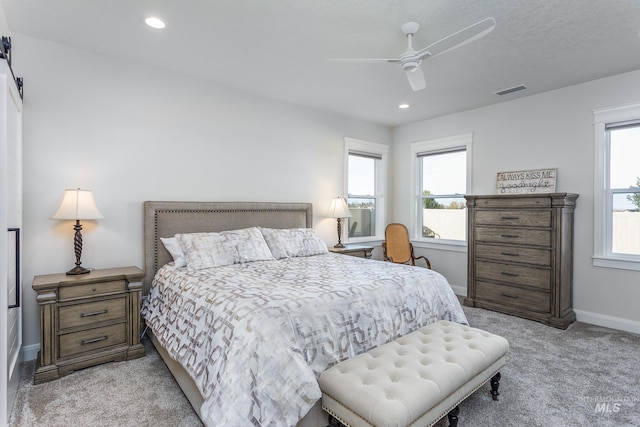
59, 280, 127, 301
59, 297, 127, 330
475, 226, 551, 247
59, 323, 127, 358
476, 261, 551, 290
475, 210, 551, 227
476, 243, 551, 266
476, 281, 549, 313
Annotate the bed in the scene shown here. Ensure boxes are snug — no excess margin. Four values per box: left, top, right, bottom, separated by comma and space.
141, 201, 467, 427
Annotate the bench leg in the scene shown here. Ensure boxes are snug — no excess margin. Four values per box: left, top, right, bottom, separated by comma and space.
447, 405, 460, 427
490, 372, 501, 401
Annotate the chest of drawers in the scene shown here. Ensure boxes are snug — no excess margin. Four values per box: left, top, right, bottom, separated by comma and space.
32, 266, 145, 383
464, 193, 578, 329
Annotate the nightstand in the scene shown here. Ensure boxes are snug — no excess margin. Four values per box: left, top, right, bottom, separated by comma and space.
328, 244, 374, 259
32, 266, 145, 384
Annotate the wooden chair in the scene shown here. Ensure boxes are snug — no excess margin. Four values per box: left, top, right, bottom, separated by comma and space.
382, 223, 431, 269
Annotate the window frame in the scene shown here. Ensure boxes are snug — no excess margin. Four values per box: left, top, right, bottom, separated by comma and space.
410, 133, 473, 251
593, 102, 640, 271
344, 137, 388, 243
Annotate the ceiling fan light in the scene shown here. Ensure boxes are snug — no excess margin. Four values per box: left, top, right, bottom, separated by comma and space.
402, 61, 421, 72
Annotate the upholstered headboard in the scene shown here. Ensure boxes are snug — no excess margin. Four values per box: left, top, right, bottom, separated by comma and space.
143, 201, 313, 295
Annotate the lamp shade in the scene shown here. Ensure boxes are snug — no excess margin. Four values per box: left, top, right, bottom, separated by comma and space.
327, 197, 352, 219
52, 188, 104, 220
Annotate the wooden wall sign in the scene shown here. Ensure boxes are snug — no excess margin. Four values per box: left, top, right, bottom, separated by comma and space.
496, 168, 557, 194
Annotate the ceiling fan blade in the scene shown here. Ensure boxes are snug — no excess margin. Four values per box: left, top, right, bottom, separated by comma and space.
415, 17, 496, 60
405, 67, 426, 91
328, 58, 400, 63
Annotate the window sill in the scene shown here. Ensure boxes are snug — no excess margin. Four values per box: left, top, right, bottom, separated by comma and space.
593, 256, 640, 272
346, 238, 384, 246
412, 239, 467, 253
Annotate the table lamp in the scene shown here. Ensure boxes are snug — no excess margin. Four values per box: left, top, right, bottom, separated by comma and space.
52, 188, 103, 275
327, 197, 352, 248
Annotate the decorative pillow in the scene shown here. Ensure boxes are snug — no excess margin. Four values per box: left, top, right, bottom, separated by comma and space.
260, 227, 328, 259
160, 237, 187, 268
176, 227, 274, 271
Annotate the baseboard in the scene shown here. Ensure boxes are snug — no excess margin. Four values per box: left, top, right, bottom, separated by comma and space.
21, 343, 40, 362
574, 309, 640, 335
450, 283, 467, 297
451, 283, 639, 335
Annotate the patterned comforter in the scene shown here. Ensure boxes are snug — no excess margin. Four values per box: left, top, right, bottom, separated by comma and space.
142, 253, 467, 427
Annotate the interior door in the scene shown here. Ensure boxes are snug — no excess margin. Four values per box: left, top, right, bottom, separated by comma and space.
1, 58, 23, 424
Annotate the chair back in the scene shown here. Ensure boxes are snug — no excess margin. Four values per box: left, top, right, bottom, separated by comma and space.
384, 223, 413, 264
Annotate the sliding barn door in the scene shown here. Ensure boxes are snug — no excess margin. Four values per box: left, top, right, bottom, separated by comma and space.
1, 57, 23, 424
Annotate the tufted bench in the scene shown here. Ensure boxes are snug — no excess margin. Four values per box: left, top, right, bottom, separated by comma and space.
318, 320, 509, 427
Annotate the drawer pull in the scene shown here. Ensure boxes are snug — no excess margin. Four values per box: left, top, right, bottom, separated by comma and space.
501, 272, 519, 277
501, 292, 519, 299
501, 216, 519, 220
80, 309, 108, 318
501, 252, 520, 257
81, 336, 108, 345
501, 234, 520, 239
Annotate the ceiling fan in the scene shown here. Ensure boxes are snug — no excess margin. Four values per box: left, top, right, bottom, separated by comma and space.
331, 17, 496, 91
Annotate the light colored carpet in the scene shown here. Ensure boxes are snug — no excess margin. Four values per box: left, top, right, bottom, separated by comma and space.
9, 338, 203, 427
9, 304, 640, 427
432, 305, 640, 427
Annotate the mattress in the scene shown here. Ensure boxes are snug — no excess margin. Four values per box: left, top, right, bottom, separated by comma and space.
142, 252, 467, 427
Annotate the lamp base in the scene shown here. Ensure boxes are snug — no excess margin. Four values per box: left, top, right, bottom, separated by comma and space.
333, 243, 345, 248
66, 266, 91, 275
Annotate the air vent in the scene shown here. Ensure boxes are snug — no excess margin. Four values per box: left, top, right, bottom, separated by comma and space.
495, 85, 527, 96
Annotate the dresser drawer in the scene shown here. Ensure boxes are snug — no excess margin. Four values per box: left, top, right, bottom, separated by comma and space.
474, 197, 551, 209
59, 323, 127, 358
476, 281, 550, 313
59, 280, 127, 301
475, 243, 550, 266
59, 297, 127, 330
476, 261, 551, 290
475, 210, 551, 227
475, 226, 551, 247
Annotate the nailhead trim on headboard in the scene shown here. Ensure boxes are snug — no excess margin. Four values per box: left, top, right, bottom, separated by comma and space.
143, 202, 313, 296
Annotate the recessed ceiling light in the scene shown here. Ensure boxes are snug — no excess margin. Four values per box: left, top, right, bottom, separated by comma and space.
145, 17, 166, 29
398, 103, 410, 109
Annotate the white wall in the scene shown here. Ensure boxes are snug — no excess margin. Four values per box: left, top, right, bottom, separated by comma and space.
11, 28, 640, 358
393, 69, 640, 332
13, 34, 392, 355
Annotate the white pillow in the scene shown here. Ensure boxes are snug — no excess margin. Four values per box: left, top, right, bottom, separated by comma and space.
260, 228, 328, 259
176, 227, 274, 271
160, 237, 187, 268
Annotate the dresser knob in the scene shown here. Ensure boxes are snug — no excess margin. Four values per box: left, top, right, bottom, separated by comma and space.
92, 288, 97, 292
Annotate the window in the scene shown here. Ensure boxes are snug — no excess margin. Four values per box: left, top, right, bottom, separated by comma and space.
593, 103, 640, 271
344, 138, 388, 241
411, 134, 472, 246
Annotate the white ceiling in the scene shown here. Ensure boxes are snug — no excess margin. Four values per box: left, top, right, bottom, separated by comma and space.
3, 0, 640, 126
